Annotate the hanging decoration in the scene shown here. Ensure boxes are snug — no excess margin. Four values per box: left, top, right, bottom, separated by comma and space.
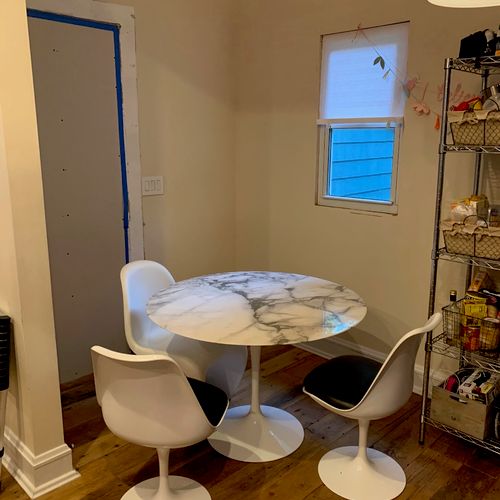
355, 25, 478, 131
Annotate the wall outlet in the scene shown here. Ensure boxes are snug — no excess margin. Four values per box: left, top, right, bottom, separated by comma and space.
142, 176, 164, 196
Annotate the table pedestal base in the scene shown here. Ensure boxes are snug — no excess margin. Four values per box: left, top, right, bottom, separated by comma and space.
208, 405, 304, 462
318, 446, 406, 500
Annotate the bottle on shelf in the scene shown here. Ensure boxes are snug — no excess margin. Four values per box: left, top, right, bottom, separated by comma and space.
482, 84, 500, 111
445, 290, 461, 346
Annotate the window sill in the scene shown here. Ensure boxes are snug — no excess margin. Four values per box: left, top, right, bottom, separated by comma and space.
317, 196, 398, 215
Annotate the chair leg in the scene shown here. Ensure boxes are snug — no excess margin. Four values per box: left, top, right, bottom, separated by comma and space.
354, 418, 370, 464
317, 418, 407, 500
155, 448, 170, 499
121, 447, 211, 499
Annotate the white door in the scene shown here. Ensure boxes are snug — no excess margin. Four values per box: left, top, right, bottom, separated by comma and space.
28, 12, 132, 382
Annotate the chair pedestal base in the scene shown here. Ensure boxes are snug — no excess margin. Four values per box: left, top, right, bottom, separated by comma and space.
121, 475, 211, 500
318, 446, 406, 500
208, 404, 304, 462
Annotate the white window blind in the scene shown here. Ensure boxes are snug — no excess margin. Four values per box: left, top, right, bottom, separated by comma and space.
319, 23, 409, 120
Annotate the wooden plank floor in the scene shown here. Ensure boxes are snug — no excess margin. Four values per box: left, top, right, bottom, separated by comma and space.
1, 345, 500, 499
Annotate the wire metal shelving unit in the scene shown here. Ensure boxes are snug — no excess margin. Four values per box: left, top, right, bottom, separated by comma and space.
420, 56, 500, 455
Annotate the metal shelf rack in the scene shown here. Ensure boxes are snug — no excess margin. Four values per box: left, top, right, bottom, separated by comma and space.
431, 333, 500, 372
449, 56, 500, 75
420, 56, 500, 454
438, 248, 500, 271
444, 144, 500, 154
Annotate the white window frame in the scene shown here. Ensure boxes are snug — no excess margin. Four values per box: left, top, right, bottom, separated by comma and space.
317, 117, 403, 214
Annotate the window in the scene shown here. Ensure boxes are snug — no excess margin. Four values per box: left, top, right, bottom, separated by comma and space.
317, 22, 409, 214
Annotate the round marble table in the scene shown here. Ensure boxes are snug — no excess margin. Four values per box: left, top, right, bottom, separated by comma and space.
147, 271, 366, 463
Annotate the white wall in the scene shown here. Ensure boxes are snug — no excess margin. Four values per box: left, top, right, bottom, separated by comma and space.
0, 0, 77, 495
102, 0, 238, 280
233, 0, 498, 370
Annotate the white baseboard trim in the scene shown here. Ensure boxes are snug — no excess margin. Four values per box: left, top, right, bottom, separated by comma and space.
2, 426, 79, 498
298, 337, 450, 396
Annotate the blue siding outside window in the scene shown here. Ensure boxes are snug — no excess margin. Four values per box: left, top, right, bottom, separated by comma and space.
327, 127, 395, 202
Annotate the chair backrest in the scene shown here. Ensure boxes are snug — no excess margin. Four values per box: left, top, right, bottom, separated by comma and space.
120, 260, 175, 353
91, 346, 214, 448
349, 313, 442, 420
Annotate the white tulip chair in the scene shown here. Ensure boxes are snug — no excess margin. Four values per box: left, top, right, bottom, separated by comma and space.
120, 260, 247, 397
91, 346, 229, 499
303, 313, 442, 500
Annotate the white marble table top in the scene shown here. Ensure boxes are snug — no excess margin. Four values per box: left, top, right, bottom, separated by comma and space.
147, 271, 367, 346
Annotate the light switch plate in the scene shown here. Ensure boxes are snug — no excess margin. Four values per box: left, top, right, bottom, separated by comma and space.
142, 176, 164, 196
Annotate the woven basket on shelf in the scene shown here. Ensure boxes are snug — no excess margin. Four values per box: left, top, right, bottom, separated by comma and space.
449, 111, 485, 145
448, 110, 500, 146
475, 227, 500, 259
485, 111, 500, 145
441, 219, 475, 255
441, 219, 500, 260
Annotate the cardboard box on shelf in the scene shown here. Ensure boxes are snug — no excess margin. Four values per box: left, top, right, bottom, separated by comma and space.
431, 382, 495, 440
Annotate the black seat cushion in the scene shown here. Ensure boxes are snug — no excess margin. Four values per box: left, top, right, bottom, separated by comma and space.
187, 377, 229, 426
303, 355, 382, 410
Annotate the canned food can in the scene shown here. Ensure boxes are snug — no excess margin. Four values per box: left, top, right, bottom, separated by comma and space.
462, 324, 481, 351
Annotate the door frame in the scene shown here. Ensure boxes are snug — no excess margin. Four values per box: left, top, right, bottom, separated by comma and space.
27, 0, 144, 261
